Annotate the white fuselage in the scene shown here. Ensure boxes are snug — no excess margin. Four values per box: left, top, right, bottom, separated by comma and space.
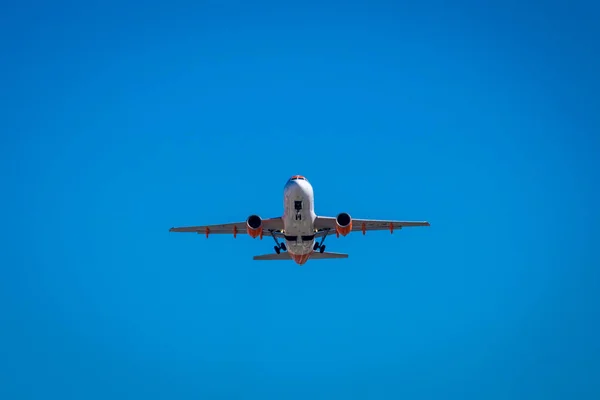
282, 178, 317, 264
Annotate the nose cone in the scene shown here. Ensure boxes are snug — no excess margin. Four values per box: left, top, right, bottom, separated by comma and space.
285, 179, 312, 201
286, 175, 309, 187
285, 177, 302, 192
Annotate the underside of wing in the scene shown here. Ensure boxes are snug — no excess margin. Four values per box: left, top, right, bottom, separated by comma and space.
352, 218, 430, 230
169, 217, 284, 237
314, 215, 430, 236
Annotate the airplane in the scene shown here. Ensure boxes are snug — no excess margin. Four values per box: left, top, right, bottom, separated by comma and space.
169, 175, 430, 265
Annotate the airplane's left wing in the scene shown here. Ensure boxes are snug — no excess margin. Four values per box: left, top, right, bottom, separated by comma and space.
314, 216, 429, 236
169, 217, 284, 237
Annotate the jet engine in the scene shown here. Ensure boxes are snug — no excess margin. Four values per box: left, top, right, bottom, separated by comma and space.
335, 212, 353, 236
246, 215, 263, 238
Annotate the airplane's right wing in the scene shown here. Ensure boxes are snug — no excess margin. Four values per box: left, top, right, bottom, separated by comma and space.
169, 217, 284, 237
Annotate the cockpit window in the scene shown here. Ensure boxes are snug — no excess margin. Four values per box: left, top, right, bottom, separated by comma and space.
290, 175, 306, 181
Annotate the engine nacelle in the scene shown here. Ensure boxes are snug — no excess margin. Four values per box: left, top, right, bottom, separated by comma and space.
335, 212, 352, 236
246, 215, 263, 239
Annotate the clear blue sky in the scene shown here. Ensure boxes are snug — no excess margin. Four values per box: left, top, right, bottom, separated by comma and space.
1, 1, 599, 399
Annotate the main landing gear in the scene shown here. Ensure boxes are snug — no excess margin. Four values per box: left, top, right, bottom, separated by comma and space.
271, 231, 287, 254
274, 242, 287, 254
313, 230, 330, 254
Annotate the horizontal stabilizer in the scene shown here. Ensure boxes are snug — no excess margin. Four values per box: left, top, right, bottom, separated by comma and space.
253, 252, 291, 261
310, 252, 348, 259
252, 252, 348, 261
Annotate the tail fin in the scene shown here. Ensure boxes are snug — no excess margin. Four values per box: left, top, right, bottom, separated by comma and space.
252, 252, 348, 261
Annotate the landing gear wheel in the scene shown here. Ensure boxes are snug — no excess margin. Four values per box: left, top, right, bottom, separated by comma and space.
274, 246, 281, 254
320, 245, 326, 253
280, 243, 287, 252
313, 242, 320, 251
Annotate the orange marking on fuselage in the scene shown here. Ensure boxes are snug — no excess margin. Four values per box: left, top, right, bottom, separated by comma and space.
361, 222, 366, 235
205, 227, 210, 238
233, 225, 237, 238
389, 222, 394, 234
290, 252, 312, 265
